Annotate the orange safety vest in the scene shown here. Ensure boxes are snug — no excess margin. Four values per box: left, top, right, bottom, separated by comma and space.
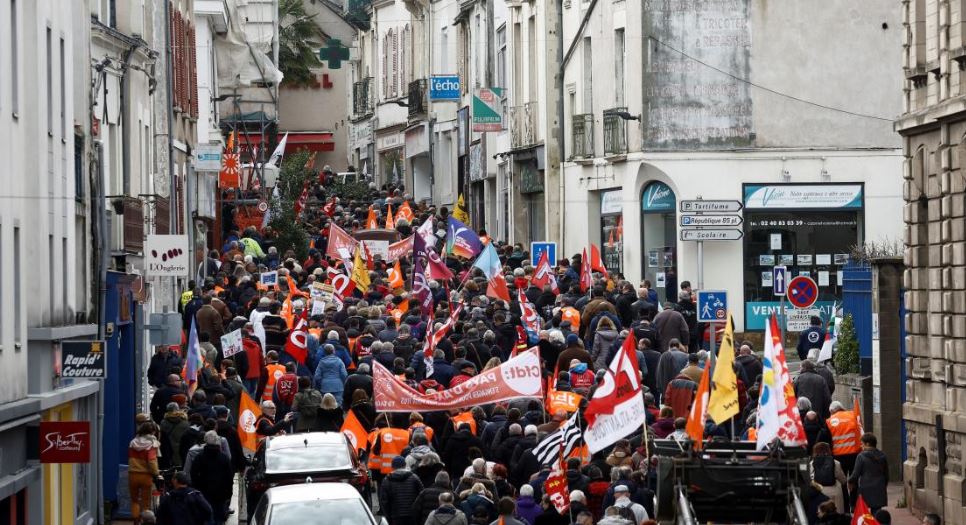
567, 443, 591, 464
451, 412, 477, 434
746, 427, 757, 441
262, 363, 286, 402
308, 328, 323, 340
408, 423, 434, 443
561, 307, 581, 330
368, 428, 410, 474
827, 411, 862, 455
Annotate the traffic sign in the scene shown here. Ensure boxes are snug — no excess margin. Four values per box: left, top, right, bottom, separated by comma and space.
680, 215, 742, 227
530, 242, 557, 267
680, 229, 743, 241
680, 200, 743, 213
773, 266, 787, 296
787, 276, 819, 309
696, 290, 728, 323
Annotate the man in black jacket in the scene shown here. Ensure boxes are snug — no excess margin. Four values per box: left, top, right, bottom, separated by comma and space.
342, 363, 374, 408
147, 346, 183, 388
441, 423, 484, 480
614, 282, 639, 327
156, 471, 212, 525
378, 456, 424, 525
150, 374, 187, 423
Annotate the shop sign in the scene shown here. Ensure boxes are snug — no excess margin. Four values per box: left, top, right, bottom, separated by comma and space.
350, 122, 373, 151
40, 421, 91, 463
194, 144, 223, 172
745, 300, 837, 330
61, 341, 107, 379
743, 184, 863, 209
472, 88, 504, 132
429, 75, 461, 101
520, 166, 543, 194
641, 181, 675, 212
376, 131, 404, 152
144, 235, 190, 277
600, 190, 623, 215
469, 141, 486, 181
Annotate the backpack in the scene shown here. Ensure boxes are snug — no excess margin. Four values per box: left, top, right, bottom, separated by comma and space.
813, 455, 836, 486
617, 503, 639, 524
297, 389, 323, 417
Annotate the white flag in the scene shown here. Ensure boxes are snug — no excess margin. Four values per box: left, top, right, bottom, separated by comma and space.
267, 133, 289, 166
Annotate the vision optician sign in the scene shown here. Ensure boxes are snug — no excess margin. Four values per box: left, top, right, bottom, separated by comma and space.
429, 75, 461, 101
744, 184, 863, 209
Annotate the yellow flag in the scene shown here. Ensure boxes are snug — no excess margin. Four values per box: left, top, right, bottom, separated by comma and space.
351, 246, 371, 293
453, 194, 470, 224
707, 314, 739, 424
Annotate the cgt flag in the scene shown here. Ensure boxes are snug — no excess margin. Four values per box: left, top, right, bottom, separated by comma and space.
284, 310, 309, 364
237, 390, 262, 453
583, 333, 647, 453
531, 249, 559, 295
341, 409, 368, 454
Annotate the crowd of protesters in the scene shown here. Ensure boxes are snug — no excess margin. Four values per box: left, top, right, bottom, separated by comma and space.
136, 177, 898, 525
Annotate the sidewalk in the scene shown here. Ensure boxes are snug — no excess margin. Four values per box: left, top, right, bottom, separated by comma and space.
884, 483, 918, 525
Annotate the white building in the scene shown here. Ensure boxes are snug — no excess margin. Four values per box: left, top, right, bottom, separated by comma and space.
559, 0, 905, 330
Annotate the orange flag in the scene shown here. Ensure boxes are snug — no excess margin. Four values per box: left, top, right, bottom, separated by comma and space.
341, 409, 369, 453
237, 390, 262, 453
281, 296, 294, 329
853, 396, 864, 434
391, 299, 410, 326
286, 274, 305, 298
686, 360, 712, 450
386, 204, 396, 229
395, 201, 414, 224
388, 260, 404, 289
366, 206, 378, 229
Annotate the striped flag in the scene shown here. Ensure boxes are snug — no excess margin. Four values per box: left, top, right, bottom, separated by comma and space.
532, 413, 582, 465
184, 318, 203, 396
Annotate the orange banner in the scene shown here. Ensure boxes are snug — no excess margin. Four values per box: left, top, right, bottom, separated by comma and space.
237, 390, 262, 453
374, 348, 543, 412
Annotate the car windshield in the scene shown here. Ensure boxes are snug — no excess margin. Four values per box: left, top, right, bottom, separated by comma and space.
269, 498, 371, 525
265, 444, 352, 473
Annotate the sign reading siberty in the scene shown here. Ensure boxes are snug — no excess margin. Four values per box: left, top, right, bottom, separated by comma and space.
40, 421, 91, 463
61, 340, 106, 379
374, 349, 543, 411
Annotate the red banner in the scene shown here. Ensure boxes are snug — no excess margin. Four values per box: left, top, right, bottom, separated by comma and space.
39, 421, 91, 463
386, 236, 414, 262
374, 348, 544, 412
326, 223, 358, 261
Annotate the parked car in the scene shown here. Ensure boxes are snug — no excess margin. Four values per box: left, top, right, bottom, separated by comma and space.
245, 432, 369, 522
249, 483, 386, 525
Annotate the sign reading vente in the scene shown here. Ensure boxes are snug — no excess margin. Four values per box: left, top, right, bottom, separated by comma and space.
145, 235, 190, 277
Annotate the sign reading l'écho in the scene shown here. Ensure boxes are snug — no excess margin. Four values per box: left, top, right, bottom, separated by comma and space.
39, 421, 91, 463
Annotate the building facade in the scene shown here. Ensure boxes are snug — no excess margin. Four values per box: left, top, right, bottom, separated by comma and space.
560, 0, 904, 330
898, 0, 966, 521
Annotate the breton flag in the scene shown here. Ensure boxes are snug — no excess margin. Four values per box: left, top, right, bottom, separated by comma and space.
532, 412, 582, 466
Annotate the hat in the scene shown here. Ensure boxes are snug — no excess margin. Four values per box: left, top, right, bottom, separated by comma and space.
566, 334, 579, 345
214, 406, 230, 417
678, 290, 691, 301
204, 430, 220, 446
391, 456, 407, 469
614, 485, 630, 493
165, 402, 180, 412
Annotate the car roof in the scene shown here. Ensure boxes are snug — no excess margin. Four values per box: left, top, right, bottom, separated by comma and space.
265, 483, 365, 504
266, 432, 348, 451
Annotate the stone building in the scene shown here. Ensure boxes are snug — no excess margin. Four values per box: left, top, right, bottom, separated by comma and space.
898, 0, 966, 521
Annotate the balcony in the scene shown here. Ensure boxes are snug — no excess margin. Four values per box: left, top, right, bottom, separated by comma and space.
408, 79, 428, 119
603, 107, 628, 156
571, 114, 594, 159
353, 78, 373, 118
509, 102, 538, 149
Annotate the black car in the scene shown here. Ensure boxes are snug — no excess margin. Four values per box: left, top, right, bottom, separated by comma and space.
245, 432, 369, 521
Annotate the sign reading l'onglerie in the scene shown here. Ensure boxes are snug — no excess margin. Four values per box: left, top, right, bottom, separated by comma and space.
144, 234, 191, 277
61, 340, 107, 379
472, 87, 504, 132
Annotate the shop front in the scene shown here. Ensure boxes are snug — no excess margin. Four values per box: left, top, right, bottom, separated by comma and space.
742, 183, 864, 329
600, 190, 624, 276
640, 181, 677, 303
405, 123, 431, 202
468, 140, 487, 229
375, 130, 405, 187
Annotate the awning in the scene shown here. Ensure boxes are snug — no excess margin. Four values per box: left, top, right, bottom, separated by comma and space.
285, 132, 335, 152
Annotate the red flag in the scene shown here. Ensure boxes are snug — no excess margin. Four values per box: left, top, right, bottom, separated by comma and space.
362, 241, 375, 271
395, 201, 415, 223
579, 249, 592, 293
366, 206, 378, 229
294, 182, 310, 219
686, 358, 712, 450
388, 260, 404, 289
322, 197, 337, 217
423, 303, 463, 377
427, 248, 454, 280
543, 447, 570, 514
851, 496, 878, 525
584, 332, 640, 426
326, 223, 359, 261
284, 310, 309, 364
589, 244, 608, 277
385, 204, 396, 229
531, 249, 559, 295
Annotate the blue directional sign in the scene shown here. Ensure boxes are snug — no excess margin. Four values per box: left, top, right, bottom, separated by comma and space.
773, 265, 787, 296
696, 290, 728, 323
530, 242, 557, 268
429, 75, 461, 101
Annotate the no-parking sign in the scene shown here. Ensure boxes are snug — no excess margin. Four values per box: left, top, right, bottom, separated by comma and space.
787, 276, 819, 309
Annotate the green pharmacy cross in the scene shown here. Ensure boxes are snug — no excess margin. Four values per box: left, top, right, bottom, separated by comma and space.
320, 39, 350, 69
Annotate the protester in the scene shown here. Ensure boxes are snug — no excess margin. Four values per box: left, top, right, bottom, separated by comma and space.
128, 422, 161, 524
156, 472, 213, 525
849, 433, 889, 514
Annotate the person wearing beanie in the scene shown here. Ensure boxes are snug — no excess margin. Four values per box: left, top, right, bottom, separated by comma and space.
378, 455, 424, 525
189, 430, 233, 523
159, 402, 188, 469
413, 471, 454, 525
156, 471, 212, 525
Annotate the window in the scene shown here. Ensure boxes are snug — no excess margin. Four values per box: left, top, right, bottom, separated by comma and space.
392, 30, 399, 97
60, 37, 66, 139
10, 0, 19, 116
13, 226, 21, 346
49, 236, 55, 322
528, 17, 537, 101
440, 27, 448, 72
62, 237, 68, 312
513, 22, 522, 103
614, 29, 625, 107
47, 27, 53, 135
74, 134, 85, 199
0, 222, 3, 349
475, 14, 482, 87
497, 25, 506, 89
582, 37, 593, 112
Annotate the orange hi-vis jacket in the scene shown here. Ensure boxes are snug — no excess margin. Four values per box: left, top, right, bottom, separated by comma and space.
747, 427, 757, 441
451, 412, 477, 434
408, 423, 434, 443
262, 363, 286, 402
367, 427, 409, 474
827, 410, 862, 455
561, 307, 581, 330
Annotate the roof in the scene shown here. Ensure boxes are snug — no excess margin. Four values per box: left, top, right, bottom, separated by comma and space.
266, 431, 348, 451
263, 483, 364, 504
